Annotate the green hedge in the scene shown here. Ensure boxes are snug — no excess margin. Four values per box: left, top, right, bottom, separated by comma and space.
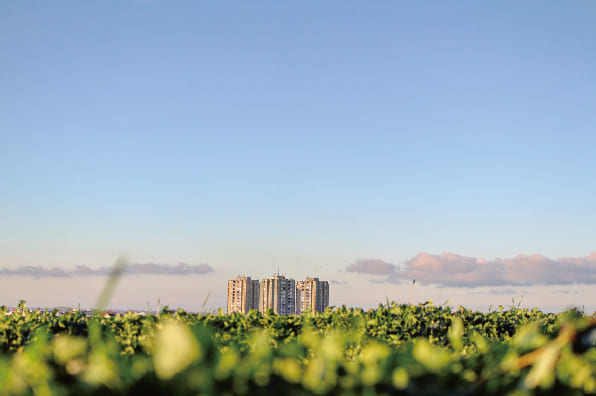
1, 301, 595, 395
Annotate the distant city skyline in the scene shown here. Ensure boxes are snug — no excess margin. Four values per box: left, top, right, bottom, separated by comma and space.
228, 274, 329, 315
1, 2, 595, 313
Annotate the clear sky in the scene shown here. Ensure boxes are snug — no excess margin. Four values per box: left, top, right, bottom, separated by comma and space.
1, 1, 595, 313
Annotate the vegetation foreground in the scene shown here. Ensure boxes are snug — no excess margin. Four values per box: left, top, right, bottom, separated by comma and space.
2, 301, 596, 395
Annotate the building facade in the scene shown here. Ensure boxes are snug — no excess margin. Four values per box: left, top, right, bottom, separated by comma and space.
259, 275, 296, 315
296, 277, 330, 314
227, 276, 260, 314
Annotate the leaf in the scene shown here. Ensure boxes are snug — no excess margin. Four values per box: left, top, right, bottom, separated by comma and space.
153, 320, 201, 380
524, 344, 559, 389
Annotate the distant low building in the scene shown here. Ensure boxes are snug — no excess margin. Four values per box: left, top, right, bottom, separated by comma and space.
100, 310, 117, 318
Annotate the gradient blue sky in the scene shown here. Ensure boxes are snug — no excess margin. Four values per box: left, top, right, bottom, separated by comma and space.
1, 1, 595, 312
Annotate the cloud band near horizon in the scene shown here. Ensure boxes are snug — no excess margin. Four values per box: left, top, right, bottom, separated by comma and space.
346, 252, 596, 287
0, 263, 214, 279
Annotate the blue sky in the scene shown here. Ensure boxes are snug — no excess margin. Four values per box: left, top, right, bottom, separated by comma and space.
1, 1, 595, 312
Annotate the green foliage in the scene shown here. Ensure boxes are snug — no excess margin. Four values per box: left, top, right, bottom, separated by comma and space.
1, 301, 596, 395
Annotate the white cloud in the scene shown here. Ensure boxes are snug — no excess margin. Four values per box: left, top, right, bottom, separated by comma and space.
345, 258, 396, 275
0, 263, 214, 279
344, 252, 596, 287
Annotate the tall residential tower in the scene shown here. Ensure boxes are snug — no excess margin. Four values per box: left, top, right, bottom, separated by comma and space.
259, 274, 296, 315
296, 277, 329, 314
227, 276, 260, 314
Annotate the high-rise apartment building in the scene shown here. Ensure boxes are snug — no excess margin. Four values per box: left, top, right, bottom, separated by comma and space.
259, 275, 296, 315
296, 277, 329, 314
227, 276, 260, 314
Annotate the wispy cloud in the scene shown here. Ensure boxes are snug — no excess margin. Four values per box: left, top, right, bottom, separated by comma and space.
344, 252, 596, 287
0, 263, 214, 279
553, 289, 580, 295
469, 288, 527, 295
345, 258, 395, 275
